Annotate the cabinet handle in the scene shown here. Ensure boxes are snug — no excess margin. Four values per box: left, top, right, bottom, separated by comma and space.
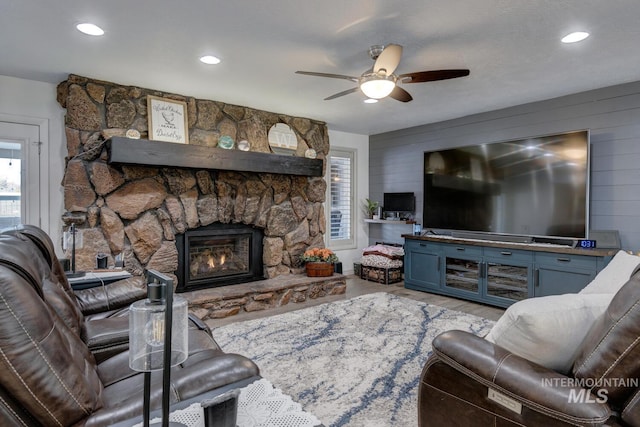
501, 251, 512, 256
456, 247, 465, 251
419, 243, 426, 247
437, 256, 440, 272
535, 268, 540, 287
557, 257, 571, 262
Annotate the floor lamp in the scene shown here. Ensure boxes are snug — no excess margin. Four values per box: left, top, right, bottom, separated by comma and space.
130, 270, 188, 427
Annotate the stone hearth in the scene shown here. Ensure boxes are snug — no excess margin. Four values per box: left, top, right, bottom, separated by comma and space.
185, 274, 347, 320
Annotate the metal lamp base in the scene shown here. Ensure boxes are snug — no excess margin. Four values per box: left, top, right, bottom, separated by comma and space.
149, 422, 187, 427
65, 270, 85, 278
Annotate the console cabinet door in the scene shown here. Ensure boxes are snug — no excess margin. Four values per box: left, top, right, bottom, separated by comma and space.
443, 245, 483, 299
405, 241, 441, 291
534, 266, 597, 296
482, 248, 533, 307
485, 261, 530, 306
534, 253, 598, 296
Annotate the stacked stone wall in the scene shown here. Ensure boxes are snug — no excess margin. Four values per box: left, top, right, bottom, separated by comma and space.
57, 74, 330, 282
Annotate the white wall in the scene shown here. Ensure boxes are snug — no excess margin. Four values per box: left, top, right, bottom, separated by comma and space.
0, 75, 65, 254
326, 129, 370, 275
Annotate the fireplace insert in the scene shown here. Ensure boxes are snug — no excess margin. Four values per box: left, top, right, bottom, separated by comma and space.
176, 223, 264, 292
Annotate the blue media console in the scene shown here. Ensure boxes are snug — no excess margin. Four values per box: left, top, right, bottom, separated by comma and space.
403, 235, 616, 308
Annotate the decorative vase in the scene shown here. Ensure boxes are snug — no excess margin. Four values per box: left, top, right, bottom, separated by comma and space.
305, 262, 334, 277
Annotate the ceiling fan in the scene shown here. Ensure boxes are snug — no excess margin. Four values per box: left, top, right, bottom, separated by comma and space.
296, 44, 470, 102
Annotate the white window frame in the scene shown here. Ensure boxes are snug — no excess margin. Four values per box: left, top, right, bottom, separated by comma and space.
326, 148, 356, 250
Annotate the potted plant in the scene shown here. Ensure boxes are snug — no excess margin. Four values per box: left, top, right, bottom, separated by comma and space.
363, 198, 380, 219
301, 247, 339, 277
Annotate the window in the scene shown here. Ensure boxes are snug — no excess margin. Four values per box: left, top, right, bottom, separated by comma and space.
0, 142, 21, 228
327, 149, 355, 248
0, 119, 42, 229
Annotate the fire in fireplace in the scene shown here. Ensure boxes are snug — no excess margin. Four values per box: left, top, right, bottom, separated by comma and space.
176, 223, 264, 292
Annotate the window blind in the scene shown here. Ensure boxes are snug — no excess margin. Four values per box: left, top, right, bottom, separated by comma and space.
329, 150, 353, 242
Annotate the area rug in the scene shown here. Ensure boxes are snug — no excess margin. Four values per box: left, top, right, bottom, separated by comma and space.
134, 378, 322, 427
212, 292, 495, 427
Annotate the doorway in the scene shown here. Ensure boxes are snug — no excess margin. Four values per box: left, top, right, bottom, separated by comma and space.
0, 121, 41, 228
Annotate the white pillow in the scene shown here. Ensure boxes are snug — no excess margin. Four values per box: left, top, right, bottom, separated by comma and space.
580, 250, 640, 295
485, 293, 612, 374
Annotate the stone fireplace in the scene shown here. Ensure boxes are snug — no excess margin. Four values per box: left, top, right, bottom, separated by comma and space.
176, 223, 264, 292
57, 74, 332, 288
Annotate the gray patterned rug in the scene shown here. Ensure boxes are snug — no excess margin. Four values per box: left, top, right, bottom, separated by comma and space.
212, 292, 494, 427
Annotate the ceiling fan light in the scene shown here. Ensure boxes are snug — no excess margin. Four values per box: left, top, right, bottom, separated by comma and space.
364, 98, 378, 104
360, 73, 396, 99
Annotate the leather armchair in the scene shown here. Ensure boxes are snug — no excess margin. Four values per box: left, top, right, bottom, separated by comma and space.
2, 224, 147, 316
1, 225, 215, 361
0, 231, 259, 426
419, 270, 640, 426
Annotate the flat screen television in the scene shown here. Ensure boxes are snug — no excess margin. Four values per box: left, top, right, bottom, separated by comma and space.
423, 130, 589, 239
384, 192, 415, 213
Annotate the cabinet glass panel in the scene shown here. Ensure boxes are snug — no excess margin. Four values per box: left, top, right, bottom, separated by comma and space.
486, 262, 528, 301
445, 257, 479, 293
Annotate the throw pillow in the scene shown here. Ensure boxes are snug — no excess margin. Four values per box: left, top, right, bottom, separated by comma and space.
580, 250, 640, 295
485, 293, 612, 374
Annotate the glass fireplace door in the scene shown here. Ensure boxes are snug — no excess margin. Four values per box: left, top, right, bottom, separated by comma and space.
188, 235, 250, 282
176, 223, 264, 292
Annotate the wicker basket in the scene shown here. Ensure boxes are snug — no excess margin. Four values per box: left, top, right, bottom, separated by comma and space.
360, 265, 403, 285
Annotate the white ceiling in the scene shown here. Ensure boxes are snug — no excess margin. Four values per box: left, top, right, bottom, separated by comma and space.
2, 0, 640, 136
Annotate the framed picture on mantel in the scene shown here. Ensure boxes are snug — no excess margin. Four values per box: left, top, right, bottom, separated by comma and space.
147, 95, 189, 144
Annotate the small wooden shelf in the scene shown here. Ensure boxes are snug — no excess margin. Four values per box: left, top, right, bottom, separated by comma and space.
364, 219, 415, 224
107, 137, 323, 177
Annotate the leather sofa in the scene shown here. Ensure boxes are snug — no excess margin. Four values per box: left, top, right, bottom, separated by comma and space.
0, 226, 260, 426
419, 269, 640, 426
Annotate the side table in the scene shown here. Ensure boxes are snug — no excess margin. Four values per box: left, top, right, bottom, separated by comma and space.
67, 269, 132, 290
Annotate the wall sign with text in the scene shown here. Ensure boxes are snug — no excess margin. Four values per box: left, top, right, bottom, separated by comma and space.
147, 95, 189, 144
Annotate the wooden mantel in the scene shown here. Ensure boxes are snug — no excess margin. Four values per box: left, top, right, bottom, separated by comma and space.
107, 137, 324, 177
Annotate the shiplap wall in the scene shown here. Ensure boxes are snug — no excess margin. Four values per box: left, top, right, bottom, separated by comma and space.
369, 81, 640, 251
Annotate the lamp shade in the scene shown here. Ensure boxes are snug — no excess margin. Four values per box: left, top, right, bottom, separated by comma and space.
129, 290, 188, 372
360, 73, 396, 99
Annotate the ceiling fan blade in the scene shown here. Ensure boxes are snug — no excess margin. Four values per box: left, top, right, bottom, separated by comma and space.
373, 44, 403, 75
400, 69, 470, 84
388, 86, 413, 102
296, 71, 358, 83
324, 87, 360, 100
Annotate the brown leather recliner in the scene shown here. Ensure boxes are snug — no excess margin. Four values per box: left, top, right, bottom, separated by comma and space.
419, 270, 640, 426
0, 232, 259, 426
1, 224, 148, 318
1, 224, 216, 361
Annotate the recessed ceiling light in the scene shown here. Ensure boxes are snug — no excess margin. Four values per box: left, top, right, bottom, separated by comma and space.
561, 31, 590, 43
200, 55, 221, 65
363, 98, 378, 104
76, 23, 104, 36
